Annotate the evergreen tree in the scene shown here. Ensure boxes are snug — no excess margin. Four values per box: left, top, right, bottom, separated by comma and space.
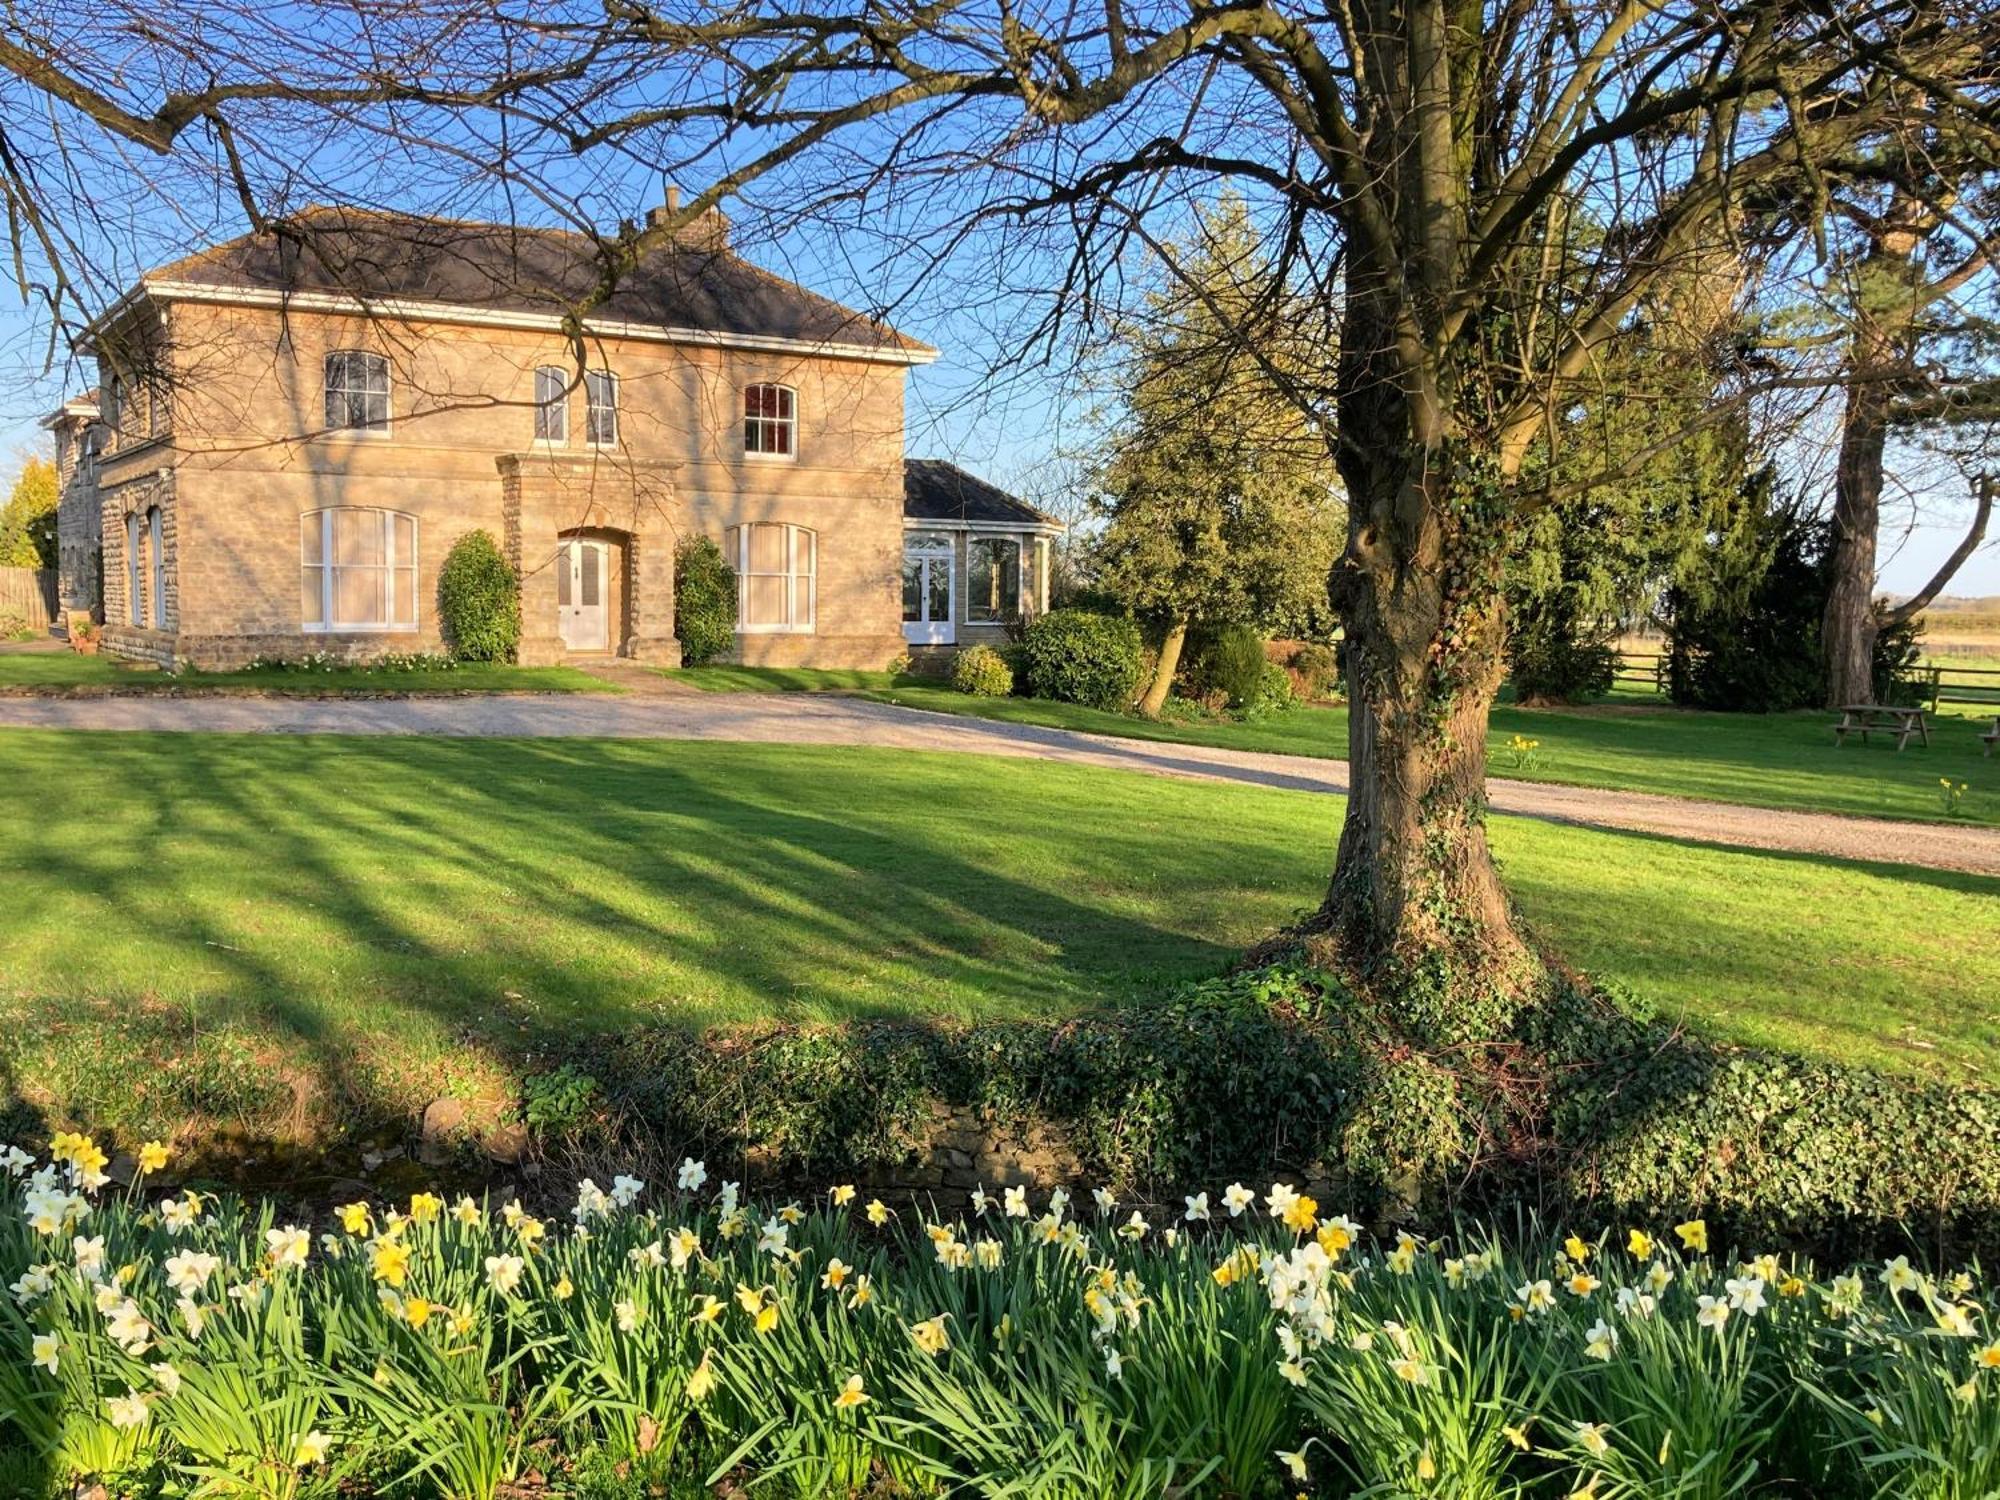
1090, 200, 1341, 717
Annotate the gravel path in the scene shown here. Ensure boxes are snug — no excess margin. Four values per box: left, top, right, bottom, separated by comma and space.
1, 691, 1995, 876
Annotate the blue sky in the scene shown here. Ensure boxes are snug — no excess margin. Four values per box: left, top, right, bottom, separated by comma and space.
0, 163, 1991, 599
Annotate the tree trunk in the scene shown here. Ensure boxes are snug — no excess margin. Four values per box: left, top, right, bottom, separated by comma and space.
1822, 197, 1924, 709
1139, 618, 1188, 718
1823, 371, 1887, 707
1322, 446, 1536, 1039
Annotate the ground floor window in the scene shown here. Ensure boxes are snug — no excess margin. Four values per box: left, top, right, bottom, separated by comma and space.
728, 522, 815, 632
301, 507, 418, 631
126, 513, 143, 626
967, 536, 1021, 622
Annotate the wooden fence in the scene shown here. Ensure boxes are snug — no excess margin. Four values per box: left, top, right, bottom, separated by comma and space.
0, 567, 58, 629
1610, 645, 2000, 709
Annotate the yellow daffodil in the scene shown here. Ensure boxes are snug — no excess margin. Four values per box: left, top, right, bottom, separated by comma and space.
292, 1430, 332, 1467
1502, 1420, 1532, 1452
368, 1239, 411, 1289
1627, 1228, 1654, 1258
1575, 1422, 1610, 1458
1674, 1220, 1707, 1255
1978, 1341, 2000, 1370
848, 1275, 875, 1310
136, 1141, 170, 1175
1564, 1234, 1592, 1264
910, 1315, 951, 1356
407, 1193, 443, 1225
1276, 1448, 1309, 1481
686, 1352, 717, 1402
337, 1202, 372, 1236
833, 1374, 868, 1409
1281, 1194, 1318, 1234
691, 1295, 724, 1325
831, 1184, 856, 1207
866, 1199, 892, 1227
404, 1297, 433, 1329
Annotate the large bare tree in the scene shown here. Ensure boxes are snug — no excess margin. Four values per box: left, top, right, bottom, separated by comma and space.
5, 0, 1999, 1027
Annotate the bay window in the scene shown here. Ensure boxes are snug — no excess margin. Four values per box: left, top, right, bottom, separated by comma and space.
301, 507, 418, 631
728, 522, 815, 632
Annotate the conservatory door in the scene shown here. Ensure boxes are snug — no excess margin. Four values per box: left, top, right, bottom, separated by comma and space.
902, 533, 955, 645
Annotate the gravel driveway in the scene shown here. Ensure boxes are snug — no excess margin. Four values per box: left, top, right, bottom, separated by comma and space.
0, 691, 1995, 876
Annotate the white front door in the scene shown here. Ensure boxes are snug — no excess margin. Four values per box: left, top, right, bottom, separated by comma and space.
557, 538, 609, 652
902, 536, 955, 645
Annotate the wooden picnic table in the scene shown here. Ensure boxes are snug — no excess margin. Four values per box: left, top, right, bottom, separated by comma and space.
1833, 703, 1930, 751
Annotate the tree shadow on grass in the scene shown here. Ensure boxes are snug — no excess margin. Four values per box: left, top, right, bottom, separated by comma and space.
1, 731, 1307, 1139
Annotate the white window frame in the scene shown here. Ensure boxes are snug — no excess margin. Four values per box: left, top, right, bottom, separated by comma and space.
965, 534, 1023, 623
534, 365, 569, 445
743, 383, 797, 461
301, 507, 420, 633
730, 522, 816, 634
585, 369, 619, 447
323, 350, 392, 436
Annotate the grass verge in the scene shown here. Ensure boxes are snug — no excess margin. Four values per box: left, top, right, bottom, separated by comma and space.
0, 730, 1994, 1153
0, 652, 617, 695
668, 664, 2000, 825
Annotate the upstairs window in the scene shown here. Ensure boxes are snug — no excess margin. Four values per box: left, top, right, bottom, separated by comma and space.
301, 507, 418, 631
743, 383, 795, 458
534, 365, 569, 443
727, 523, 815, 633
324, 351, 391, 433
585, 370, 619, 446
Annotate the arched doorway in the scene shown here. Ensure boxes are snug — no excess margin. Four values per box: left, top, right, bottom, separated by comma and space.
555, 528, 632, 655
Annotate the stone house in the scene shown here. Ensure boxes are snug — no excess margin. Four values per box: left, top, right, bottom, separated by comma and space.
50, 203, 1058, 670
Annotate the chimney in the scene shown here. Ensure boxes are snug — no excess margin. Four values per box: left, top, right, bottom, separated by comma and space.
644, 184, 730, 251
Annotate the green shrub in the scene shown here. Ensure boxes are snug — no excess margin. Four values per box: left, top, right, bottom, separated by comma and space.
1506, 595, 1617, 703
1288, 641, 1339, 700
437, 530, 520, 662
1202, 624, 1271, 708
950, 644, 1014, 696
673, 534, 737, 666
1020, 609, 1144, 709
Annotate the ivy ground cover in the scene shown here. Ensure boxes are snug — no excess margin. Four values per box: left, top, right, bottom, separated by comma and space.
6, 1136, 2000, 1498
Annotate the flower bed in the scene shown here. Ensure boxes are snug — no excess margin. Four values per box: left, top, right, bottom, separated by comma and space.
5, 1137, 1999, 1498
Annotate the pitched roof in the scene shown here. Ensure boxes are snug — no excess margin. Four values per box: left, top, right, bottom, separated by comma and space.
903, 459, 1063, 529
142, 206, 930, 357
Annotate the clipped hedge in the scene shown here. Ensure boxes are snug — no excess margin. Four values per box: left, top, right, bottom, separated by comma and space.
674, 533, 737, 666
1020, 609, 1144, 709
436, 530, 520, 662
539, 958, 2000, 1261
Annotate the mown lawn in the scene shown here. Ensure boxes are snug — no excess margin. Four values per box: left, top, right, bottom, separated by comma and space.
0, 652, 615, 694
0, 730, 1993, 1142
668, 665, 2000, 825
